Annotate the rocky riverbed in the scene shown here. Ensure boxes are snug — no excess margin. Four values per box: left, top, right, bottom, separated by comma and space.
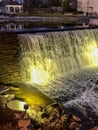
0, 82, 98, 130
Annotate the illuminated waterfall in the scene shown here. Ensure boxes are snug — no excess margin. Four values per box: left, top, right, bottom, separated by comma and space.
18, 29, 98, 85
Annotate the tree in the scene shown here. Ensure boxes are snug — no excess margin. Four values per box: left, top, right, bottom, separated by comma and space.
31, 0, 43, 7
48, 0, 62, 7
23, 0, 31, 12
62, 0, 77, 13
24, 0, 42, 11
63, 0, 71, 12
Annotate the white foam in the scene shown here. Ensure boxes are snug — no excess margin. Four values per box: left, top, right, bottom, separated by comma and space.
63, 84, 98, 115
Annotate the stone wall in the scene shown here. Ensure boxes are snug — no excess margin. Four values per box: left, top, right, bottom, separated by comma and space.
0, 33, 21, 83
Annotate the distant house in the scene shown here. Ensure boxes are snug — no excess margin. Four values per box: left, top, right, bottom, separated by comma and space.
77, 0, 98, 16
0, 0, 23, 14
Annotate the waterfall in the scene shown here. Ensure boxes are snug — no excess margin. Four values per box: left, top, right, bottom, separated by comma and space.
18, 29, 98, 119
18, 29, 98, 85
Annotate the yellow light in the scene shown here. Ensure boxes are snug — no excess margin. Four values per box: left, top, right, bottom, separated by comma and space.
28, 58, 58, 85
85, 42, 98, 66
7, 100, 26, 111
31, 65, 50, 85
90, 48, 98, 65
20, 101, 26, 110
92, 49, 98, 58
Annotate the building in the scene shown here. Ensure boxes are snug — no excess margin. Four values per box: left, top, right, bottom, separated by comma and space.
0, 0, 23, 14
77, 0, 98, 15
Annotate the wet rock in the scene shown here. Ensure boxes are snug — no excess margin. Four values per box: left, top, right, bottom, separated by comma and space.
4, 94, 15, 99
0, 88, 9, 94
18, 119, 30, 129
69, 122, 80, 129
91, 127, 98, 130
10, 86, 20, 91
0, 94, 15, 108
75, 127, 80, 130
2, 94, 15, 102
72, 115, 81, 122
61, 114, 68, 123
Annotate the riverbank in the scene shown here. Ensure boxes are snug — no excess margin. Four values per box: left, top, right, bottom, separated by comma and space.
0, 15, 77, 24
1, 14, 98, 25
0, 78, 98, 130
0, 95, 98, 130
0, 14, 89, 24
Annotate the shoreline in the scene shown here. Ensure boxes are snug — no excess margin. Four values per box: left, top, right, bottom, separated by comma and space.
0, 16, 77, 23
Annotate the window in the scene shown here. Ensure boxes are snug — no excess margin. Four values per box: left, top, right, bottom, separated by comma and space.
10, 7, 14, 12
15, 7, 19, 12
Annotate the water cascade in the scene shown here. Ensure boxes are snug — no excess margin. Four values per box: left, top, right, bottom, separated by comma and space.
18, 29, 98, 85
18, 29, 98, 120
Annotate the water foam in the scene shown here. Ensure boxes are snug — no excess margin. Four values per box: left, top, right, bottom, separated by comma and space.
63, 84, 98, 116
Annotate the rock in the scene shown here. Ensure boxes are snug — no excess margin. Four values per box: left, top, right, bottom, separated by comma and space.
72, 115, 81, 122
79, 124, 82, 128
15, 113, 22, 119
69, 122, 80, 129
61, 114, 68, 123
91, 127, 98, 130
40, 117, 49, 125
0, 88, 9, 94
3, 94, 15, 102
37, 128, 42, 130
76, 127, 80, 130
18, 117, 30, 130
10, 87, 20, 91
4, 94, 15, 99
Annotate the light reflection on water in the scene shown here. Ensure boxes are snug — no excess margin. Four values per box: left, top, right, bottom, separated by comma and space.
0, 22, 82, 31
0, 23, 24, 30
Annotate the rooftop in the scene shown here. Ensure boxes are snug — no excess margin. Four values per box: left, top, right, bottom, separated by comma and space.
0, 0, 23, 6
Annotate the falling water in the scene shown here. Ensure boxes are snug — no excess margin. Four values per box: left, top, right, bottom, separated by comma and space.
18, 29, 98, 119
18, 29, 98, 83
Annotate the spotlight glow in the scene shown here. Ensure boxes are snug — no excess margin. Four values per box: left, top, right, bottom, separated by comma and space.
31, 65, 50, 85
29, 59, 57, 85
90, 48, 98, 65
86, 43, 98, 66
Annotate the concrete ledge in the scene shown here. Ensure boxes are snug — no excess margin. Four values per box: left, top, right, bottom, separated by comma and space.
0, 26, 98, 34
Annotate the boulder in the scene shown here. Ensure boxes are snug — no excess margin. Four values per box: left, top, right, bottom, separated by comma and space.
69, 122, 80, 129
91, 127, 98, 130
